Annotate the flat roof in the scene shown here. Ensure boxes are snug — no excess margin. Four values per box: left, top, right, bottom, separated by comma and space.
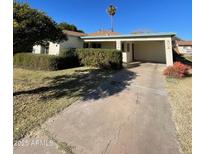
81, 32, 176, 39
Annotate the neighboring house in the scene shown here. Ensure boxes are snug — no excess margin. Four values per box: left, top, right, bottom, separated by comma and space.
33, 30, 175, 66
175, 40, 192, 55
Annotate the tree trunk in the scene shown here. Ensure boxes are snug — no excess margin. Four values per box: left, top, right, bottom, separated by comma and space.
111, 15, 114, 32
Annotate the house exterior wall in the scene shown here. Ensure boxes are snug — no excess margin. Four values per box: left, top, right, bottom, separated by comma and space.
33, 45, 42, 54
33, 35, 174, 66
164, 38, 173, 66
127, 43, 133, 63
116, 40, 128, 63
100, 42, 116, 49
122, 42, 133, 63
48, 42, 60, 55
122, 52, 127, 62
134, 41, 166, 63
33, 36, 84, 56
59, 36, 84, 53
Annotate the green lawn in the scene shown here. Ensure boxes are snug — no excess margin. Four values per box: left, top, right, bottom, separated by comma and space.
14, 67, 116, 142
166, 77, 192, 154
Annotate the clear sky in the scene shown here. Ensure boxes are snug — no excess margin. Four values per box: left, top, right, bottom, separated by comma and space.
25, 0, 192, 40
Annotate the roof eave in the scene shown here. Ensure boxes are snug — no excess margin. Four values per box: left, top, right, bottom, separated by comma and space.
81, 33, 176, 39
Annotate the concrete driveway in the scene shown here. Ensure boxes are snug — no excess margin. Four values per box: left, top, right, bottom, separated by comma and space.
14, 63, 180, 154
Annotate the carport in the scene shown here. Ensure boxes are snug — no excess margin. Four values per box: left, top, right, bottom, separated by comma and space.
81, 33, 175, 66
122, 41, 166, 63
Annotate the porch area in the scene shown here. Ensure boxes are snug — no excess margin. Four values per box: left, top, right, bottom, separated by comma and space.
83, 37, 173, 66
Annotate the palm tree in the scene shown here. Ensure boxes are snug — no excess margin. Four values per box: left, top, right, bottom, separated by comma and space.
106, 5, 117, 32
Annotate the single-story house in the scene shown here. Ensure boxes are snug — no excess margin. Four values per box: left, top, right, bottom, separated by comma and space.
33, 30, 176, 66
175, 40, 192, 55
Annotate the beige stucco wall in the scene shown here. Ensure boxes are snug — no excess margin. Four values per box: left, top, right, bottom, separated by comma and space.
116, 40, 128, 63
48, 42, 60, 55
100, 42, 116, 49
122, 52, 127, 62
164, 38, 173, 66
121, 42, 133, 63
127, 42, 133, 63
47, 36, 84, 55
134, 41, 166, 63
33, 45, 43, 54
59, 36, 84, 53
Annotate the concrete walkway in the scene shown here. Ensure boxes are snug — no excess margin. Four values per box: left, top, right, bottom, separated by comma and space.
14, 63, 180, 154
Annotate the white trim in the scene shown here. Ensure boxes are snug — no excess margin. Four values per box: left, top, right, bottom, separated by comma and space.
83, 37, 171, 42
164, 38, 173, 66
116, 40, 121, 50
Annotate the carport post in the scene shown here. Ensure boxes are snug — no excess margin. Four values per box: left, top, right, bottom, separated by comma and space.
116, 40, 127, 63
116, 40, 121, 50
165, 38, 173, 66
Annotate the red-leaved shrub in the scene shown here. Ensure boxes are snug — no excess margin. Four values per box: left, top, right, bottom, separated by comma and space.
163, 62, 190, 78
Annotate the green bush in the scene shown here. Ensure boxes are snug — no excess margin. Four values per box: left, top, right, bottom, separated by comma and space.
76, 48, 122, 69
14, 53, 79, 71
59, 48, 76, 57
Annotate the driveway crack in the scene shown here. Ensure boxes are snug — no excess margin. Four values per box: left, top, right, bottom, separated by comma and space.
102, 139, 112, 154
42, 128, 75, 154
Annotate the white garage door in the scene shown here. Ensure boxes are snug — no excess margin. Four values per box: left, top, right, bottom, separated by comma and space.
134, 41, 166, 63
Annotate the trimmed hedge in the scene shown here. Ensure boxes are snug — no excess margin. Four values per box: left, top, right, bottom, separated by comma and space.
59, 48, 76, 57
76, 48, 122, 69
14, 53, 79, 71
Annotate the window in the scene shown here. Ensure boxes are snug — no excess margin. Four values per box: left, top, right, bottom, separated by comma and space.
96, 43, 101, 48
92, 44, 96, 48
84, 43, 89, 48
121, 43, 125, 52
92, 43, 101, 48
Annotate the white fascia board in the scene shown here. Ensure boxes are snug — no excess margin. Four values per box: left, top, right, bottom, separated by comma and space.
83, 37, 171, 42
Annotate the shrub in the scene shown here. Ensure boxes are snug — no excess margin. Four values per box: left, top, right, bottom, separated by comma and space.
59, 48, 76, 57
14, 53, 79, 71
163, 62, 190, 78
76, 48, 122, 69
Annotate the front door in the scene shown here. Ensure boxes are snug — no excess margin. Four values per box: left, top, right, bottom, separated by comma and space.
132, 43, 135, 61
